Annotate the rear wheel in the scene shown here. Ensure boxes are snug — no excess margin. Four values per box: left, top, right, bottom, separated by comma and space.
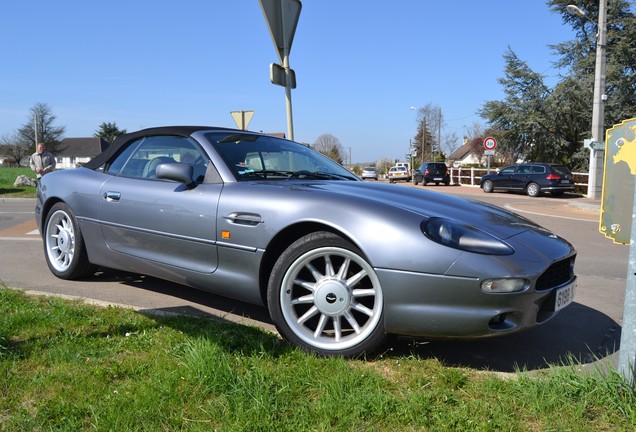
482, 180, 494, 193
267, 231, 386, 357
43, 202, 96, 279
526, 182, 541, 197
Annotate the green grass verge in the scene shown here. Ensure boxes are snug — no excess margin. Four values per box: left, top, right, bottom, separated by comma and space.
1, 286, 634, 431
0, 167, 37, 198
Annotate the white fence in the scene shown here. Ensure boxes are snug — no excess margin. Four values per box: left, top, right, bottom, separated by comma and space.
449, 167, 589, 194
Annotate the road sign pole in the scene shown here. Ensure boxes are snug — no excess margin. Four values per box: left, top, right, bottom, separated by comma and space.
259, 0, 301, 141
281, 4, 294, 140
618, 183, 636, 386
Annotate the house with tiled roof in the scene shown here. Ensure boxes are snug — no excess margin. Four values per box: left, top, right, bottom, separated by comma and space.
447, 140, 482, 167
54, 137, 109, 169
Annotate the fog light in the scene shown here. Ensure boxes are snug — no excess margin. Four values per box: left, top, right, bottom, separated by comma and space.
481, 278, 528, 293
489, 313, 507, 327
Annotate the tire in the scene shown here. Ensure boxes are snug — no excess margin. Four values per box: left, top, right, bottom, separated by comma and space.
267, 231, 386, 357
526, 182, 541, 197
482, 180, 494, 193
43, 202, 96, 280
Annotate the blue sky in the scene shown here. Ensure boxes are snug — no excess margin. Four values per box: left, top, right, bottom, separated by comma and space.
0, 1, 578, 163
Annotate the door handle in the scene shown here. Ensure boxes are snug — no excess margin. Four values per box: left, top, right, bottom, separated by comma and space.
104, 191, 121, 202
223, 212, 262, 226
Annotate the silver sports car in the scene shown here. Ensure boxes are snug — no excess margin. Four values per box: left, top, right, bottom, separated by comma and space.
36, 126, 577, 357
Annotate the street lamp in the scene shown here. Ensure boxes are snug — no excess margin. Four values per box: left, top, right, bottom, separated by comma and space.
567, 2, 607, 200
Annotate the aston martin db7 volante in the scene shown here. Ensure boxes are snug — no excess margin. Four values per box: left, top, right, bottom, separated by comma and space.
36, 126, 576, 357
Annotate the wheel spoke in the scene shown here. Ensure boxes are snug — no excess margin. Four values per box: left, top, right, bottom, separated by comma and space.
352, 301, 373, 317
305, 262, 324, 282
343, 311, 361, 334
352, 288, 375, 297
346, 268, 367, 287
291, 293, 314, 305
313, 314, 328, 338
293, 278, 315, 291
332, 316, 342, 342
297, 305, 319, 325
324, 255, 336, 277
335, 256, 350, 279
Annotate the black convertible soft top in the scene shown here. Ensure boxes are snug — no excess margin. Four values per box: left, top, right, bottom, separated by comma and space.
83, 125, 238, 170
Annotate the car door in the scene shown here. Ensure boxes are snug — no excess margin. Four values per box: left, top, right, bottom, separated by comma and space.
97, 135, 221, 274
494, 165, 518, 189
509, 164, 532, 190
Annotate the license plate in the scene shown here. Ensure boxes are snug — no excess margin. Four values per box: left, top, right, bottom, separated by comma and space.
434, 177, 442, 181
554, 283, 575, 311
560, 180, 570, 184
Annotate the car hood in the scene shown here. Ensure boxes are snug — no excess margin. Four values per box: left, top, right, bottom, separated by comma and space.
276, 181, 551, 240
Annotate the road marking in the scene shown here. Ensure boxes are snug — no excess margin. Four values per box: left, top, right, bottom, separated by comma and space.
504, 204, 597, 223
0, 219, 40, 238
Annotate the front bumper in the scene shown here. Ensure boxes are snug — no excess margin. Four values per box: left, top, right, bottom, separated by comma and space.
377, 268, 576, 338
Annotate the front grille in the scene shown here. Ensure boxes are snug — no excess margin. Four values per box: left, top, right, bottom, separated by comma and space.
536, 255, 576, 291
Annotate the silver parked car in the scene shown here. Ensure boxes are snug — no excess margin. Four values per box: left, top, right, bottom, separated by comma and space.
36, 126, 577, 357
361, 166, 378, 180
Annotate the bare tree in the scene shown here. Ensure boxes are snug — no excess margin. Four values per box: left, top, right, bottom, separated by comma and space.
442, 131, 461, 157
0, 132, 30, 165
313, 134, 344, 164
375, 157, 393, 176
463, 122, 485, 142
412, 103, 443, 162
16, 103, 65, 152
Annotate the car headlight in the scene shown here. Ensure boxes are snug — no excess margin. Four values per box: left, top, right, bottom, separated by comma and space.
421, 218, 514, 255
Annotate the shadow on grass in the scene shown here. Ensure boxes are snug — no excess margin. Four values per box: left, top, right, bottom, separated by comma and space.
0, 187, 36, 198
73, 267, 620, 372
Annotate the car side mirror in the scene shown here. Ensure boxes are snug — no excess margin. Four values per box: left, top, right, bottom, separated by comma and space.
156, 163, 196, 188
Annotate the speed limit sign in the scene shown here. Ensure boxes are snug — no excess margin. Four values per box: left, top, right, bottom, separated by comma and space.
484, 137, 497, 150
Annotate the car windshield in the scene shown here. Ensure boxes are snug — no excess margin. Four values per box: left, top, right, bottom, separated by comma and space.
205, 132, 358, 181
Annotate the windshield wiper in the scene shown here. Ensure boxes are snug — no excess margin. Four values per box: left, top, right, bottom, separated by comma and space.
240, 170, 357, 181
290, 170, 358, 181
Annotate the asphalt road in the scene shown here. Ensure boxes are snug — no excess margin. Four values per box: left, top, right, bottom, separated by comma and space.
0, 185, 628, 373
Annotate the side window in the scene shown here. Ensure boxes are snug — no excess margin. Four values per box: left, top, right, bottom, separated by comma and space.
107, 136, 209, 182
531, 165, 545, 174
501, 166, 516, 174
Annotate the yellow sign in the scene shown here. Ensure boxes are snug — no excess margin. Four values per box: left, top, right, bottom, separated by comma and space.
599, 117, 636, 244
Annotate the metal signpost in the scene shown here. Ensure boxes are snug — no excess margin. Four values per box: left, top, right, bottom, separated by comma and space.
259, 0, 302, 141
483, 137, 497, 174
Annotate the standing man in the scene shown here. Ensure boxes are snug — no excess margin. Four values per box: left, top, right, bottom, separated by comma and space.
30, 143, 56, 179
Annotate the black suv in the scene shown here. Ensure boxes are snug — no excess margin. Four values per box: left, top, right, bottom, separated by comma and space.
414, 162, 450, 186
480, 163, 575, 197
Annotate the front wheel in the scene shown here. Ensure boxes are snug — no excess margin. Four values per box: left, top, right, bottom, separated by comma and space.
267, 231, 386, 357
526, 182, 541, 197
482, 180, 494, 193
43, 202, 96, 279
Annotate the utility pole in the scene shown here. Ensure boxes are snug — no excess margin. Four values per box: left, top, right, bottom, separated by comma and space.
33, 114, 38, 148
